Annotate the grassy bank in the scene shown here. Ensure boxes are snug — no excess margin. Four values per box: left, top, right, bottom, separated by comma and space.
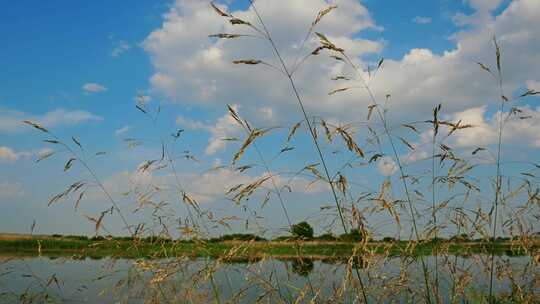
0, 235, 537, 260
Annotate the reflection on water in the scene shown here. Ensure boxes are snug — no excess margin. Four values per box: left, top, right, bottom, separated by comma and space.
291, 258, 314, 277
0, 254, 538, 303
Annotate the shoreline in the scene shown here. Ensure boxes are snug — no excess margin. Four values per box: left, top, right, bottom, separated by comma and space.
0, 236, 537, 260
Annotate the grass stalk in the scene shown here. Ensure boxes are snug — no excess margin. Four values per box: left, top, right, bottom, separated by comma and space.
245, 1, 370, 302
338, 53, 433, 304
488, 36, 505, 304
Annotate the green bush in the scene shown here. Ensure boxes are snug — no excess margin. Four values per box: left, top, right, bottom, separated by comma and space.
339, 229, 364, 242
142, 236, 173, 244
382, 236, 396, 242
218, 234, 266, 242
64, 235, 89, 241
291, 222, 314, 240
315, 233, 337, 241
115, 236, 134, 242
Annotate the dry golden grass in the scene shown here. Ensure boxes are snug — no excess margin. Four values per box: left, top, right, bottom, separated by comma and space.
0, 233, 40, 241
4, 2, 539, 303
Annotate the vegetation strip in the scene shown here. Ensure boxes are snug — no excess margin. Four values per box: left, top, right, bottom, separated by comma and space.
0, 235, 537, 259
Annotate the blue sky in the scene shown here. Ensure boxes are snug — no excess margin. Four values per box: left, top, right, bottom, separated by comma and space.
1, 0, 539, 238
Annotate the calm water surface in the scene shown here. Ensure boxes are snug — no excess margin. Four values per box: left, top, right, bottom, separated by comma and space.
0, 255, 537, 303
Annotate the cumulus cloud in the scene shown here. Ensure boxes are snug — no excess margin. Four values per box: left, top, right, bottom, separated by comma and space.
258, 107, 275, 122
176, 105, 243, 155
111, 41, 131, 57
115, 126, 131, 137
402, 48, 435, 65
0, 182, 24, 199
82, 83, 108, 93
398, 104, 540, 167
377, 157, 397, 176
449, 105, 540, 148
403, 148, 429, 165
143, 0, 540, 137
98, 164, 325, 206
526, 80, 540, 91
205, 111, 243, 155
0, 108, 102, 134
187, 167, 254, 203
362, 0, 540, 120
176, 115, 208, 130
96, 168, 245, 205
466, 0, 504, 12
412, 16, 432, 24
0, 147, 19, 162
448, 106, 497, 147
176, 105, 280, 157
134, 93, 152, 105
0, 146, 54, 162
37, 109, 103, 127
143, 0, 381, 118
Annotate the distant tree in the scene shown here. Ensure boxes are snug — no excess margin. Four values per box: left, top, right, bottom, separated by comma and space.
382, 236, 396, 242
291, 221, 314, 240
339, 229, 366, 242
116, 236, 134, 242
450, 233, 470, 242
65, 235, 89, 241
316, 233, 337, 241
430, 237, 444, 243
219, 233, 266, 242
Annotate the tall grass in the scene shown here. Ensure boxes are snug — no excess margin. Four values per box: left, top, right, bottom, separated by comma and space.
5, 1, 540, 303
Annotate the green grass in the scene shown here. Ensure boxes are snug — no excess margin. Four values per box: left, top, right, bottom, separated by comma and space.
0, 237, 536, 260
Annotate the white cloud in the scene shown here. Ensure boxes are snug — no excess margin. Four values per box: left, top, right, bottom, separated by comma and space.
134, 93, 152, 105
466, 0, 504, 12
37, 109, 103, 127
453, 0, 505, 27
205, 108, 244, 155
176, 105, 243, 155
98, 165, 324, 206
402, 48, 435, 65
367, 0, 540, 120
176, 115, 208, 130
142, 0, 540, 134
399, 104, 540, 162
111, 41, 131, 57
115, 126, 131, 137
187, 167, 253, 203
82, 83, 108, 93
0, 108, 102, 134
412, 16, 432, 24
0, 182, 24, 199
0, 147, 19, 162
448, 106, 496, 147
143, 0, 381, 116
258, 107, 275, 122
377, 157, 397, 176
526, 80, 540, 91
448, 105, 540, 148
0, 146, 52, 162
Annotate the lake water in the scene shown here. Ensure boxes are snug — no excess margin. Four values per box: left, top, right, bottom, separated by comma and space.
0, 254, 538, 303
